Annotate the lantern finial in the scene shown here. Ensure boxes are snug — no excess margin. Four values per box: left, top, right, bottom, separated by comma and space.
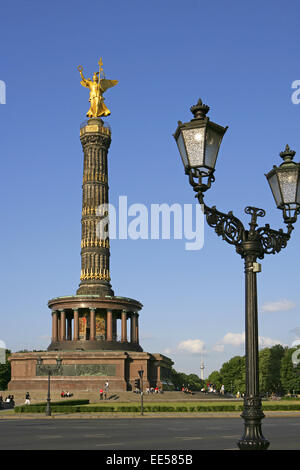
190, 99, 210, 120
279, 145, 296, 165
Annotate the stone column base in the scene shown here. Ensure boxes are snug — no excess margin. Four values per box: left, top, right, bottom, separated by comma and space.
8, 351, 174, 392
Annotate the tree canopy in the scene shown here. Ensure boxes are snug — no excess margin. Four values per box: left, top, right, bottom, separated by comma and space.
207, 345, 300, 396
0, 350, 11, 390
169, 368, 204, 391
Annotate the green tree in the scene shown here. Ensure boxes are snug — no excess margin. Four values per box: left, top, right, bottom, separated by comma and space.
259, 344, 285, 395
220, 356, 246, 394
185, 373, 204, 391
281, 347, 300, 395
207, 370, 222, 390
169, 368, 204, 391
0, 350, 11, 390
259, 348, 272, 394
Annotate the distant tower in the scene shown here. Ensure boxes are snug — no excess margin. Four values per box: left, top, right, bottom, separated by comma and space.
200, 360, 205, 381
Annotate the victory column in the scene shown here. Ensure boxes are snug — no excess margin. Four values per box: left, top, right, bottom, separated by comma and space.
8, 59, 172, 392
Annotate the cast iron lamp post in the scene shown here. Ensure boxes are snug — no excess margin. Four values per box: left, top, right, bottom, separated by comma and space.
46, 371, 51, 416
138, 369, 144, 416
174, 99, 300, 450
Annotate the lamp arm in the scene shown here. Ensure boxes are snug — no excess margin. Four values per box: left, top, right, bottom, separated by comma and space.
196, 192, 245, 247
256, 223, 293, 256
187, 168, 215, 193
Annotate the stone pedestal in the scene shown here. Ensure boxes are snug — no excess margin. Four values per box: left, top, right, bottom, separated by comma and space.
8, 351, 173, 392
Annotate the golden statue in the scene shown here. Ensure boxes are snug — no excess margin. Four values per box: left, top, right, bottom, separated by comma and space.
78, 58, 118, 118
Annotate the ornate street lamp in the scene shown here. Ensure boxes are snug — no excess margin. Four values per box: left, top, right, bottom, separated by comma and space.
138, 369, 144, 416
174, 99, 228, 193
46, 370, 51, 416
266, 145, 300, 224
174, 100, 300, 450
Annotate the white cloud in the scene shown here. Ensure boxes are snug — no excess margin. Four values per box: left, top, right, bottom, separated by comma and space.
163, 348, 172, 355
177, 339, 206, 354
258, 336, 282, 348
261, 299, 296, 313
217, 332, 282, 350
222, 332, 245, 347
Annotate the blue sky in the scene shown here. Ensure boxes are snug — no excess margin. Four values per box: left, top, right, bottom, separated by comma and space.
1, 0, 300, 377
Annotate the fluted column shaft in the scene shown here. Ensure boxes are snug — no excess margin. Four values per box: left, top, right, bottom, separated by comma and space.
131, 314, 137, 343
107, 310, 113, 341
52, 311, 58, 342
121, 310, 127, 342
73, 309, 79, 341
60, 310, 66, 341
57, 316, 61, 342
77, 119, 114, 297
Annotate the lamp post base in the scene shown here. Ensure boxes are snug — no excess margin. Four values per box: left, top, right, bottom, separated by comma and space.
237, 397, 270, 450
238, 431, 270, 450
46, 401, 51, 417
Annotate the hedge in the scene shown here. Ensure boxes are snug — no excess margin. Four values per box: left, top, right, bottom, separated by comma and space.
263, 403, 300, 411
14, 404, 243, 413
44, 399, 89, 406
14, 399, 89, 413
13, 402, 300, 414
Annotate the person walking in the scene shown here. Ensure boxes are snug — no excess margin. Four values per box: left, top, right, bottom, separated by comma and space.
99, 389, 103, 400
25, 392, 31, 405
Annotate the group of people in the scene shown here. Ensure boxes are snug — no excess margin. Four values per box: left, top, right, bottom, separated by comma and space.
99, 381, 109, 400
205, 383, 218, 394
60, 391, 73, 398
145, 386, 163, 394
200, 383, 226, 395
133, 386, 163, 394
181, 386, 194, 395
0, 394, 15, 405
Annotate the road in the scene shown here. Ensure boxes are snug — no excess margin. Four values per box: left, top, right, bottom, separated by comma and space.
0, 417, 299, 450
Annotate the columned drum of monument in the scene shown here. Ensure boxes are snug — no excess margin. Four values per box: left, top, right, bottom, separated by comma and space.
8, 58, 173, 392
